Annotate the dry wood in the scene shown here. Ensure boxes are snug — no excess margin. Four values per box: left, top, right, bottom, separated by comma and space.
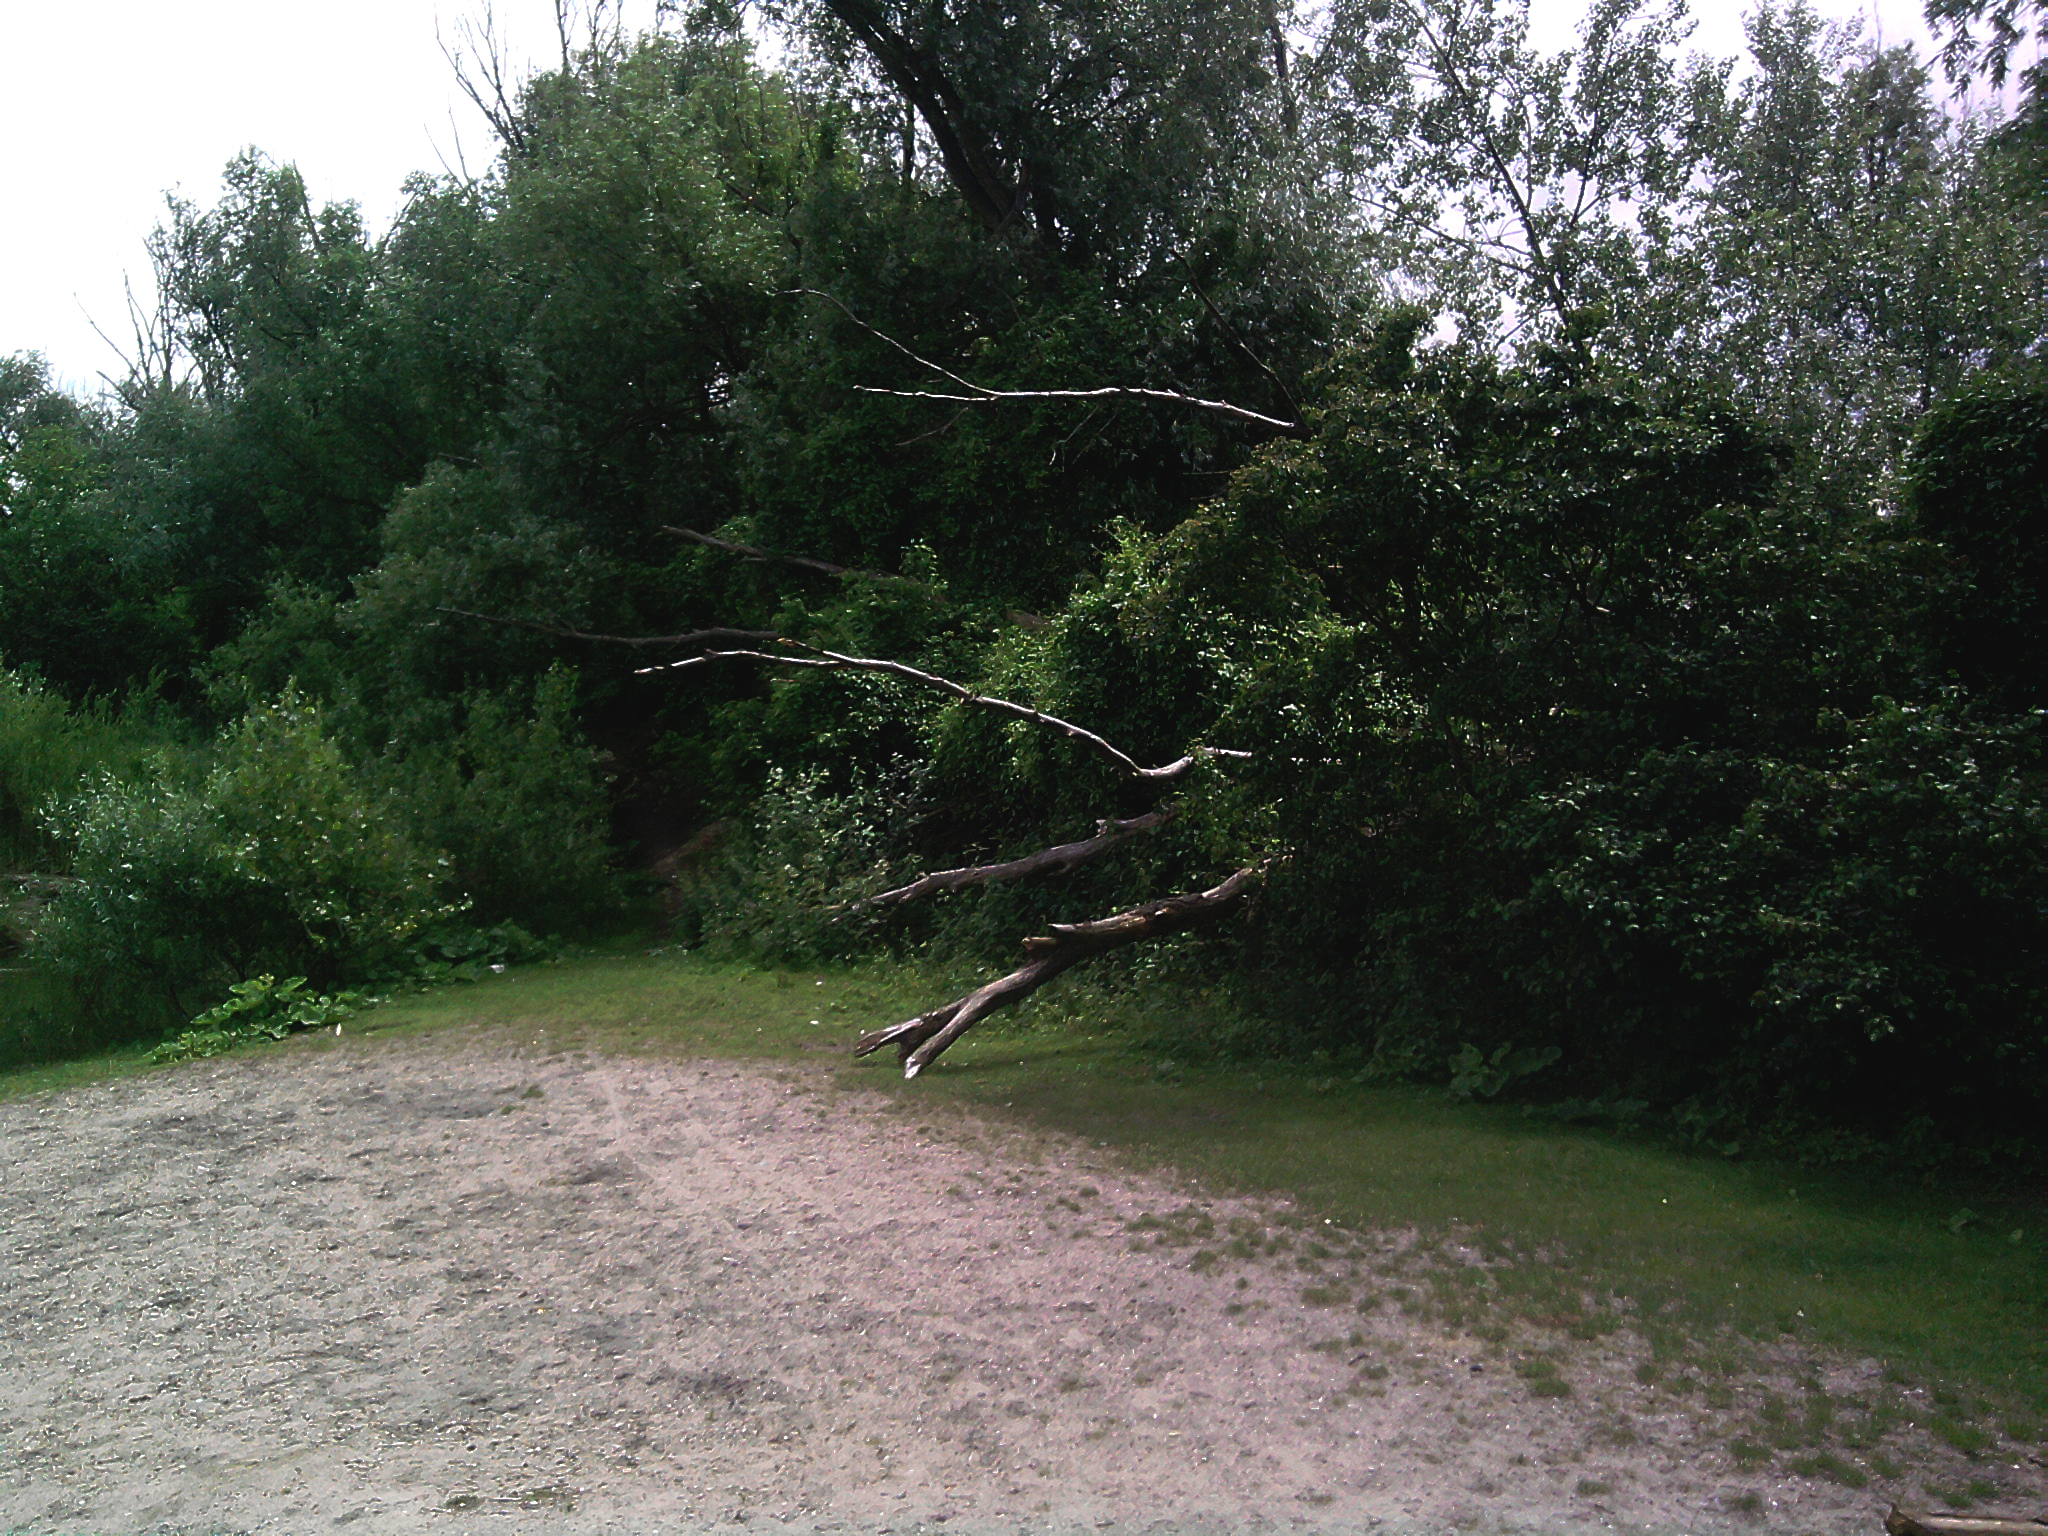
1887, 1505, 2048, 1536
851, 807, 1177, 911
854, 382, 1306, 436
642, 642, 1250, 782
438, 607, 778, 650
661, 526, 923, 588
789, 287, 1306, 437
854, 862, 1266, 1077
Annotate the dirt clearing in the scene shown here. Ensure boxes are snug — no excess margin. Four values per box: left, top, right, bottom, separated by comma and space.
1, 1033, 2035, 1535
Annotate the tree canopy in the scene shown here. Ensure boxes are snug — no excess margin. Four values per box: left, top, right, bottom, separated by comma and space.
2, 0, 2044, 1165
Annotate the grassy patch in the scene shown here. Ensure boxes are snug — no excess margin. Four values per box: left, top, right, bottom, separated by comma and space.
863, 986, 2048, 1414
1729, 1439, 1774, 1469
0, 961, 173, 1074
10, 947, 2045, 1417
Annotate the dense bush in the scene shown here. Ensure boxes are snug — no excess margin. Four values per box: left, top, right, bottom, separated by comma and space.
1117, 342, 2048, 1161
379, 668, 624, 932
0, 668, 174, 871
33, 695, 450, 1020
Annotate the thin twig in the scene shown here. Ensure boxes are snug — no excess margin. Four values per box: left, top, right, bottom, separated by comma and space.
852, 384, 1304, 435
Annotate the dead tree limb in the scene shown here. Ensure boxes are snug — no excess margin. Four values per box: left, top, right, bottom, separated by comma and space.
855, 862, 1267, 1077
437, 608, 778, 649
850, 806, 1177, 911
662, 526, 925, 588
788, 287, 1307, 438
642, 643, 1251, 782
854, 383, 1306, 436
1886, 1507, 2048, 1536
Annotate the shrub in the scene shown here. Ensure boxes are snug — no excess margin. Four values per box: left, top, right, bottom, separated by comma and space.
380, 668, 621, 931
146, 973, 374, 1064
35, 693, 451, 1020
0, 666, 167, 871
671, 764, 901, 961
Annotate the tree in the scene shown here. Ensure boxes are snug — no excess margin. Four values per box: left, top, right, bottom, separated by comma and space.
1310, 0, 1721, 350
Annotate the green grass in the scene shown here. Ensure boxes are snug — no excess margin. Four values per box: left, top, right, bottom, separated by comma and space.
0, 954, 180, 1074
7, 947, 2046, 1420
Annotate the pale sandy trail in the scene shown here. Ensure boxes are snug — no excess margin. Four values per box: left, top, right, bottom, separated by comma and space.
0, 1033, 2026, 1535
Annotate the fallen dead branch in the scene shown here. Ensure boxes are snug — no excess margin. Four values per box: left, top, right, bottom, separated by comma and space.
850, 807, 1178, 911
788, 287, 1307, 438
854, 862, 1266, 1077
1886, 1506, 2048, 1536
642, 642, 1249, 782
662, 526, 925, 588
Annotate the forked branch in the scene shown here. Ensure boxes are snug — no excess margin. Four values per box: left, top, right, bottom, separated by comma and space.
642, 643, 1250, 783
854, 862, 1267, 1077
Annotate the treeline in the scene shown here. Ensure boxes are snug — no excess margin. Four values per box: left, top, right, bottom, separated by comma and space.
1, 0, 2044, 1164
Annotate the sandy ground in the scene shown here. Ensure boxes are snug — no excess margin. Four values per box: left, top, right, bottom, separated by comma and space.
1, 1031, 2041, 1536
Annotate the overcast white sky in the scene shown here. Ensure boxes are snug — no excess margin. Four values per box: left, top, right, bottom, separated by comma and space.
1, 0, 1948, 393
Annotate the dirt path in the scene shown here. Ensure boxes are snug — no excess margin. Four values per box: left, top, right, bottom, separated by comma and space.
0, 1032, 2035, 1535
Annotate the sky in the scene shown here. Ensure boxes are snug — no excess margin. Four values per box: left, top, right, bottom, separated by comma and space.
0, 0, 1957, 393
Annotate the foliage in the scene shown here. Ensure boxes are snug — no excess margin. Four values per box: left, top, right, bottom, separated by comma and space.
378, 670, 623, 932
0, 667, 170, 872
669, 764, 904, 960
144, 973, 374, 1064
1908, 362, 2048, 709
1449, 1042, 1562, 1100
33, 694, 451, 1018
1, 0, 2044, 1165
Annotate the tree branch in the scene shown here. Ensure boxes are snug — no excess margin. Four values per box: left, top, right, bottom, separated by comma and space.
643, 643, 1250, 781
790, 287, 1306, 437
853, 384, 1306, 436
851, 807, 1178, 911
854, 862, 1267, 1077
437, 607, 779, 649
661, 525, 924, 588
813, 0, 1024, 232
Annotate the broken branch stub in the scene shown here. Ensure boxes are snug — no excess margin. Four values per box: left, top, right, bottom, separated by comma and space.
854, 862, 1267, 1078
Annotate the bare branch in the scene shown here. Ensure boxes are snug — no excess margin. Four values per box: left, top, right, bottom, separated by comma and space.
787, 288, 985, 394
643, 644, 1248, 782
437, 607, 778, 649
852, 807, 1178, 911
852, 384, 1306, 436
788, 287, 1307, 438
855, 862, 1267, 1077
661, 526, 924, 588
443, 6, 530, 156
